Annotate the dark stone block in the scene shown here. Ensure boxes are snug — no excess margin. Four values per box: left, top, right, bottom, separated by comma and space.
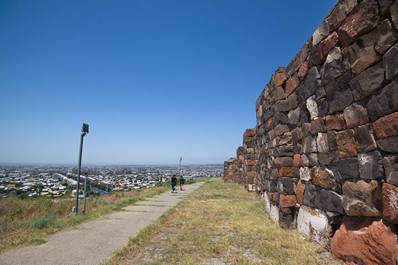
320, 47, 347, 86
325, 79, 354, 114
273, 112, 289, 126
318, 150, 339, 166
349, 62, 385, 101
311, 118, 325, 134
303, 66, 321, 98
288, 107, 301, 128
377, 136, 398, 153
288, 93, 299, 110
270, 179, 278, 192
374, 19, 398, 55
354, 125, 377, 153
383, 156, 398, 185
303, 182, 318, 208
359, 152, 382, 180
343, 103, 369, 129
366, 81, 398, 121
331, 157, 359, 181
315, 189, 344, 214
384, 43, 398, 80
308, 40, 323, 68
317, 98, 328, 117
277, 177, 295, 195
327, 131, 338, 151
300, 105, 310, 125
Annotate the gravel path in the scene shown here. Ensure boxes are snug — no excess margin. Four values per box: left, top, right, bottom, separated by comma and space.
0, 182, 205, 265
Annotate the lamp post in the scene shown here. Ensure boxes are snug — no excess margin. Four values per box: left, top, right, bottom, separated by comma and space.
179, 157, 182, 177
74, 123, 89, 214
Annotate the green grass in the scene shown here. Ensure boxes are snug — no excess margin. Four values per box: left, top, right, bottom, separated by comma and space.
107, 179, 341, 265
0, 185, 170, 253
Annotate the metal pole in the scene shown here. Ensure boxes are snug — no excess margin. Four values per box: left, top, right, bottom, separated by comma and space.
179, 157, 182, 177
83, 174, 87, 214
74, 133, 84, 214
74, 123, 88, 215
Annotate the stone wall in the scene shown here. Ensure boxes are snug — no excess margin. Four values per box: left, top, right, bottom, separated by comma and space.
223, 157, 238, 183
225, 0, 398, 263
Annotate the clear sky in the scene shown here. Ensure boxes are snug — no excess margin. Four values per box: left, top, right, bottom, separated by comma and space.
0, 0, 336, 166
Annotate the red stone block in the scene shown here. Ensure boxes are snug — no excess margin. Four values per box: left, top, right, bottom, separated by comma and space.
279, 194, 297, 208
382, 183, 398, 224
297, 60, 309, 81
318, 31, 340, 60
372, 112, 398, 139
272, 67, 287, 87
279, 167, 294, 177
337, 0, 380, 47
324, 114, 346, 131
295, 181, 305, 205
244, 129, 255, 138
285, 73, 299, 96
331, 218, 397, 265
336, 129, 357, 159
293, 153, 301, 167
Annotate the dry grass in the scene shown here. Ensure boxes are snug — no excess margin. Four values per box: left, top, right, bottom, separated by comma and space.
107, 179, 341, 265
0, 186, 169, 253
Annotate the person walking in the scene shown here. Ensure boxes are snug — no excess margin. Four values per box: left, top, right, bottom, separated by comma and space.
179, 175, 185, 191
171, 174, 177, 193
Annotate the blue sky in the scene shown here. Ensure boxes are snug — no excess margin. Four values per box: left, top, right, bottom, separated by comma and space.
0, 0, 336, 165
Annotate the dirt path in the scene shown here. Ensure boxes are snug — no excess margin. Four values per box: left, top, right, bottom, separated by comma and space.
0, 182, 205, 265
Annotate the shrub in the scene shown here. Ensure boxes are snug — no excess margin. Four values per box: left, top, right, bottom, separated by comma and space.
31, 213, 57, 229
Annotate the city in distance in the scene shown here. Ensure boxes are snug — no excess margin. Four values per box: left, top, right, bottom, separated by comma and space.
0, 164, 223, 199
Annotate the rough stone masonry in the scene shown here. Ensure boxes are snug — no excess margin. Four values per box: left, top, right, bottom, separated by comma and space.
224, 0, 398, 264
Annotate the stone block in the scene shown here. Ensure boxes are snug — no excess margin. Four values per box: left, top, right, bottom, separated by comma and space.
318, 151, 339, 166
379, 0, 394, 15
331, 218, 397, 265
359, 152, 382, 180
336, 129, 357, 159
316, 133, 329, 153
382, 183, 398, 224
297, 60, 309, 81
354, 124, 377, 153
278, 167, 294, 178
306, 96, 318, 120
315, 188, 344, 214
343, 103, 369, 129
383, 42, 398, 80
317, 98, 328, 117
383, 156, 398, 185
349, 61, 385, 101
302, 135, 317, 154
324, 113, 346, 131
344, 32, 381, 74
312, 21, 330, 46
272, 67, 287, 87
373, 112, 398, 139
391, 0, 398, 30
262, 192, 271, 213
286, 41, 309, 76
366, 81, 398, 121
288, 107, 300, 128
295, 180, 305, 205
303, 182, 318, 208
308, 39, 323, 68
301, 67, 320, 101
327, 131, 338, 151
318, 31, 340, 61
273, 157, 293, 167
273, 86, 286, 101
279, 194, 297, 208
337, 0, 380, 47
342, 180, 382, 216
320, 47, 347, 86
325, 79, 354, 114
325, 1, 350, 31
310, 167, 339, 192
330, 157, 359, 181
299, 167, 311, 182
377, 136, 398, 153
274, 124, 289, 137
297, 205, 331, 247
310, 119, 325, 134
374, 19, 398, 55
285, 73, 299, 97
